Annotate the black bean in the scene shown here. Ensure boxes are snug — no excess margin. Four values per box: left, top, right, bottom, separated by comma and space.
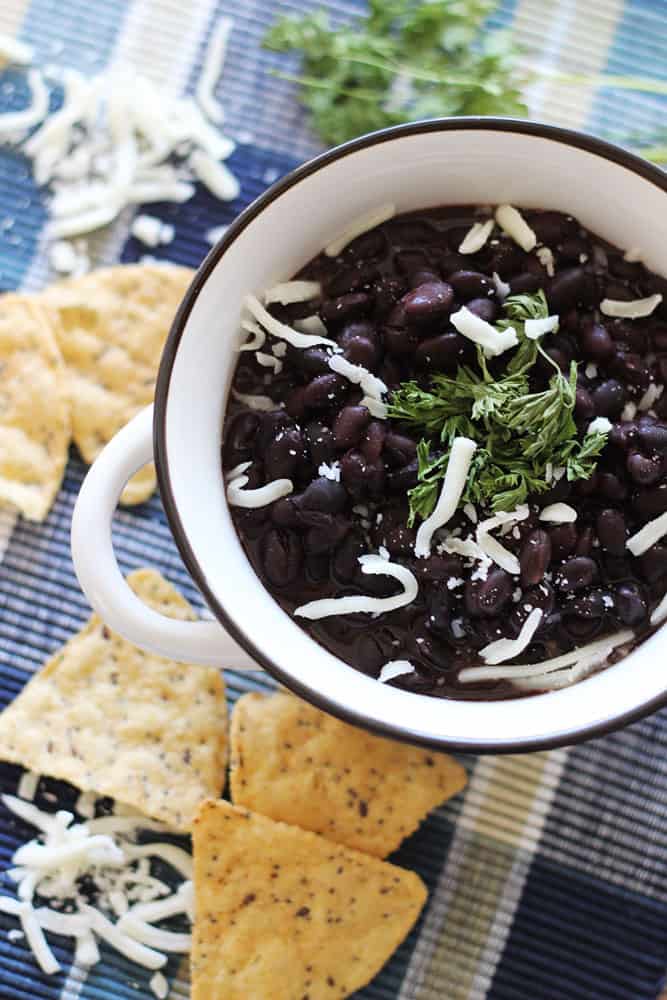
384, 325, 419, 358
383, 524, 417, 556
609, 422, 638, 451
652, 324, 667, 351
575, 525, 594, 556
333, 405, 371, 449
345, 228, 386, 260
353, 633, 386, 675
614, 583, 647, 625
549, 522, 578, 560
530, 211, 578, 244
320, 292, 373, 326
292, 346, 332, 376
592, 379, 626, 418
559, 237, 591, 262
465, 568, 512, 618
543, 348, 570, 373
596, 509, 627, 555
638, 421, 667, 455
332, 530, 365, 582
303, 374, 348, 411
360, 420, 386, 462
324, 266, 364, 297
401, 281, 454, 327
340, 450, 368, 498
271, 496, 300, 528
575, 469, 600, 497
305, 421, 334, 465
610, 352, 650, 389
338, 321, 382, 368
520, 529, 552, 587
556, 556, 598, 592
387, 459, 419, 492
448, 270, 493, 299
305, 553, 331, 584
416, 331, 466, 370
297, 477, 347, 514
261, 529, 302, 586
223, 410, 262, 468
374, 276, 405, 318
633, 483, 667, 518
424, 590, 451, 638
384, 432, 418, 467
639, 545, 667, 582
580, 322, 614, 362
610, 321, 648, 355
305, 518, 349, 555
509, 272, 541, 295
285, 386, 307, 419
378, 357, 402, 389
409, 269, 441, 289
256, 410, 293, 456
562, 617, 601, 641
598, 472, 628, 500
547, 267, 587, 311
413, 554, 463, 583
568, 591, 606, 618
394, 249, 430, 276
264, 427, 304, 481
627, 451, 662, 485
575, 386, 595, 421
466, 297, 499, 323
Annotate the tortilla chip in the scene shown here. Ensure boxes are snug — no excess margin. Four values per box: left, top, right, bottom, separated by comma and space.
230, 692, 467, 858
0, 568, 226, 830
0, 293, 70, 521
191, 799, 427, 1000
40, 264, 193, 505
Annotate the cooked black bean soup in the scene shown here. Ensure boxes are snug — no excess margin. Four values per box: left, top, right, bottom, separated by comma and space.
223, 204, 667, 699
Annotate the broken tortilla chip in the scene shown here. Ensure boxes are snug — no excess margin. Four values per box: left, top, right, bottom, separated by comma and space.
0, 293, 70, 521
40, 263, 193, 505
230, 692, 467, 858
191, 799, 427, 1000
0, 568, 226, 830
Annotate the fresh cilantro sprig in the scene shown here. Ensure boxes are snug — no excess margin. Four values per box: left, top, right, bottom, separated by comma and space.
264, 1, 527, 147
387, 290, 609, 522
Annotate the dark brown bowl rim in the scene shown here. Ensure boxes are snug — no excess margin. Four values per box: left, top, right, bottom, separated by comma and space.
154, 116, 667, 754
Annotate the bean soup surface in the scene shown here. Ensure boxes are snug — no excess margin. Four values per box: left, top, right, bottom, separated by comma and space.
223, 205, 667, 699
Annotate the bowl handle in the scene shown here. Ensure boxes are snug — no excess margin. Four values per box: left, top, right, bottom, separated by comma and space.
71, 405, 260, 669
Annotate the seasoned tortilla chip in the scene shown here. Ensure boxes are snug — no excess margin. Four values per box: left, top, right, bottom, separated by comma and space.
0, 568, 226, 830
191, 799, 427, 1000
0, 293, 70, 520
230, 692, 467, 857
40, 264, 193, 505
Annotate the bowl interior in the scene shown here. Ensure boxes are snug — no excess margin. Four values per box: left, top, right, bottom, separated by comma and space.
159, 122, 667, 750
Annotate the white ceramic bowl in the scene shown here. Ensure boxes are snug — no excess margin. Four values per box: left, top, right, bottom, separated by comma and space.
71, 118, 667, 752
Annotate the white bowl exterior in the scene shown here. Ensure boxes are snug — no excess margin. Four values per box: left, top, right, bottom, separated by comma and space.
164, 126, 667, 748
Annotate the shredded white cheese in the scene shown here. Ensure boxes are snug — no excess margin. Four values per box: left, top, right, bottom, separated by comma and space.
324, 202, 395, 257
245, 294, 336, 349
621, 400, 637, 421
450, 306, 518, 357
295, 554, 418, 620
650, 591, 667, 626
626, 511, 667, 557
458, 629, 634, 682
256, 351, 282, 374
494, 204, 537, 252
492, 271, 511, 300
378, 660, 415, 683
463, 502, 478, 524
130, 214, 174, 247
415, 437, 478, 558
294, 314, 328, 337
478, 608, 543, 665
117, 914, 191, 952
226, 471, 293, 509
623, 247, 643, 263
18, 901, 60, 974
17, 772, 39, 802
458, 219, 494, 255
264, 281, 322, 306
231, 388, 277, 412
0, 33, 34, 66
477, 532, 519, 575
587, 416, 613, 435
525, 315, 559, 339
189, 149, 240, 201
206, 224, 228, 245
638, 383, 662, 412
539, 503, 577, 523
328, 353, 387, 403
360, 396, 388, 420
150, 971, 169, 1000
536, 246, 556, 277
196, 16, 233, 124
238, 318, 266, 353
600, 294, 662, 319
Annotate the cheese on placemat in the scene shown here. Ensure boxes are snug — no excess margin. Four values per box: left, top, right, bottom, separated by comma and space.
191, 799, 427, 1000
0, 294, 70, 521
39, 264, 193, 505
230, 692, 466, 857
0, 569, 227, 830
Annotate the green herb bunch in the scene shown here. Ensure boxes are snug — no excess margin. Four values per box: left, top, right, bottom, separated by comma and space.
264, 1, 527, 147
387, 291, 609, 522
